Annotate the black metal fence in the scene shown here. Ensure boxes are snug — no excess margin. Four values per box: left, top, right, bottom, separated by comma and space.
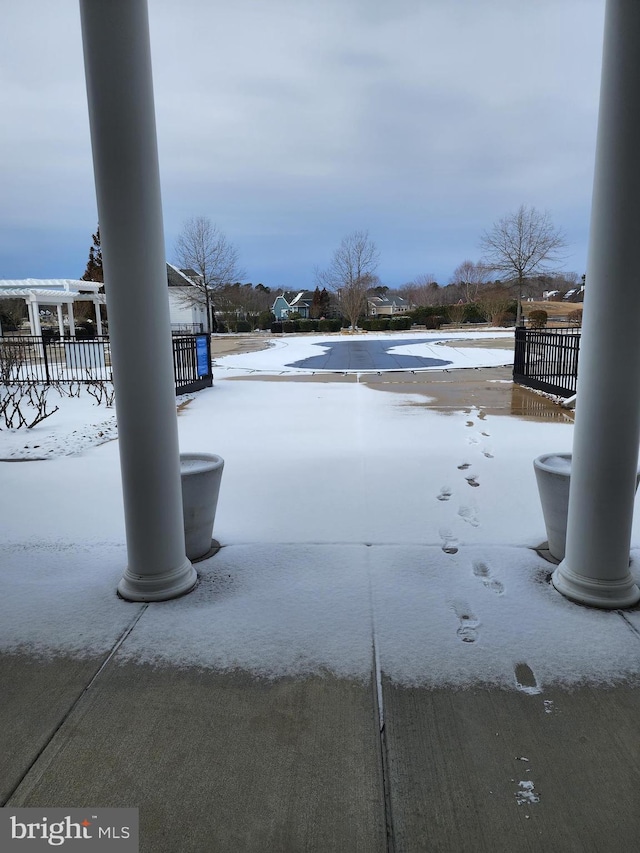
513, 326, 580, 397
171, 322, 204, 335
0, 334, 212, 396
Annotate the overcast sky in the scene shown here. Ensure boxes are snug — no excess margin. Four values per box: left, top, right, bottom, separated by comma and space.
0, 0, 604, 289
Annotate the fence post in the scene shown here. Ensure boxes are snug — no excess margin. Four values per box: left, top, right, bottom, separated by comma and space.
41, 334, 50, 385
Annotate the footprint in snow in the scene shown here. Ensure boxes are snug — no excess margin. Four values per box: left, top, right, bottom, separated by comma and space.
457, 462, 471, 471
467, 436, 480, 446
439, 527, 459, 554
482, 450, 494, 459
515, 780, 540, 805
472, 560, 504, 594
458, 505, 480, 528
466, 420, 474, 427
481, 431, 490, 437
437, 487, 453, 502
466, 475, 480, 488
514, 662, 542, 695
452, 601, 480, 643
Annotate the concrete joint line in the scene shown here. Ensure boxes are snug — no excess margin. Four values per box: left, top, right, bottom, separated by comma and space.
617, 611, 640, 639
369, 578, 395, 853
2, 605, 148, 806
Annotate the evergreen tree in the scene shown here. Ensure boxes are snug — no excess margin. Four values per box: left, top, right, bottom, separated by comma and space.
320, 287, 332, 317
310, 287, 323, 319
81, 226, 104, 283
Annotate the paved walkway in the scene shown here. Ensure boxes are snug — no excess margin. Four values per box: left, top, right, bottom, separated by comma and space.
2, 545, 640, 852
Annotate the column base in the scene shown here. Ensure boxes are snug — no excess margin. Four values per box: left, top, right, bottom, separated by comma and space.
117, 558, 197, 602
552, 561, 640, 609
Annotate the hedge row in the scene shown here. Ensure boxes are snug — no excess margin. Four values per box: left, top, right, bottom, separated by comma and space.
360, 316, 412, 331
271, 318, 344, 333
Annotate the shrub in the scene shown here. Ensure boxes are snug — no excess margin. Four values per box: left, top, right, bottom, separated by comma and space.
271, 322, 282, 334
362, 318, 390, 331
234, 320, 252, 333
463, 303, 485, 324
567, 309, 582, 327
216, 322, 228, 333
528, 309, 548, 329
446, 304, 466, 324
390, 316, 411, 330
283, 320, 299, 333
494, 311, 516, 327
409, 305, 443, 324
257, 311, 275, 330
297, 319, 319, 333
318, 319, 342, 332
424, 315, 443, 329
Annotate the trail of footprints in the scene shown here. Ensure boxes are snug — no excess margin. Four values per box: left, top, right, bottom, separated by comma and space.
437, 409, 494, 535
445, 413, 545, 809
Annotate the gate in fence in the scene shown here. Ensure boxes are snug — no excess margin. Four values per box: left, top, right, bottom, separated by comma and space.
0, 333, 212, 396
513, 326, 581, 397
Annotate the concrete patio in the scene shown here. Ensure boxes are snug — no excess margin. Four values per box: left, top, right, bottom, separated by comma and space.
2, 555, 640, 852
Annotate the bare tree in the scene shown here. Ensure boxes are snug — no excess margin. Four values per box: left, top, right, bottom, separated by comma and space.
174, 216, 244, 332
449, 260, 489, 303
476, 286, 514, 327
317, 230, 380, 328
399, 273, 441, 307
480, 205, 567, 325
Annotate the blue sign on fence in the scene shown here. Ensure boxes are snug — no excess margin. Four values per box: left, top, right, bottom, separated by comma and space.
195, 335, 209, 377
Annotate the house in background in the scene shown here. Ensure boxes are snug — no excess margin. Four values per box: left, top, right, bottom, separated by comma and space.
542, 287, 585, 303
166, 264, 207, 332
367, 294, 410, 316
272, 291, 315, 320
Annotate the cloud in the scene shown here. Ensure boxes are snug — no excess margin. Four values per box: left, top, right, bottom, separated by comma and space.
0, 0, 603, 284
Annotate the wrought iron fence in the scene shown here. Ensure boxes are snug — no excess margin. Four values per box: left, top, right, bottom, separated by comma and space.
171, 322, 204, 335
513, 326, 580, 397
0, 334, 212, 396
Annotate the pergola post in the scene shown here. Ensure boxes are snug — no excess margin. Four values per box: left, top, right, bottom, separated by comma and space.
66, 302, 76, 337
56, 304, 65, 338
553, 0, 640, 608
93, 299, 104, 336
30, 299, 42, 338
80, 0, 196, 601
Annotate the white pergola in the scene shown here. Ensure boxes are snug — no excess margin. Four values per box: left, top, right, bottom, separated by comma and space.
0, 279, 105, 337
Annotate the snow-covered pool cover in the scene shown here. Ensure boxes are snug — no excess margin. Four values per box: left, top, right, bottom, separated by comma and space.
213, 331, 513, 374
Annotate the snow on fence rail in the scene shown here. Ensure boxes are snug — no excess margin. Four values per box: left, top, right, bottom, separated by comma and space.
513, 326, 580, 397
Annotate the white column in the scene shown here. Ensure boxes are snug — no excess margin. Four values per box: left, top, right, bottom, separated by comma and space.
93, 299, 104, 335
80, 0, 196, 601
26, 301, 36, 336
553, 0, 640, 608
56, 304, 65, 338
31, 299, 42, 338
66, 302, 76, 337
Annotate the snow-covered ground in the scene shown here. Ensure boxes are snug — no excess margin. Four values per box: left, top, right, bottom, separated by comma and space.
1, 331, 639, 691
